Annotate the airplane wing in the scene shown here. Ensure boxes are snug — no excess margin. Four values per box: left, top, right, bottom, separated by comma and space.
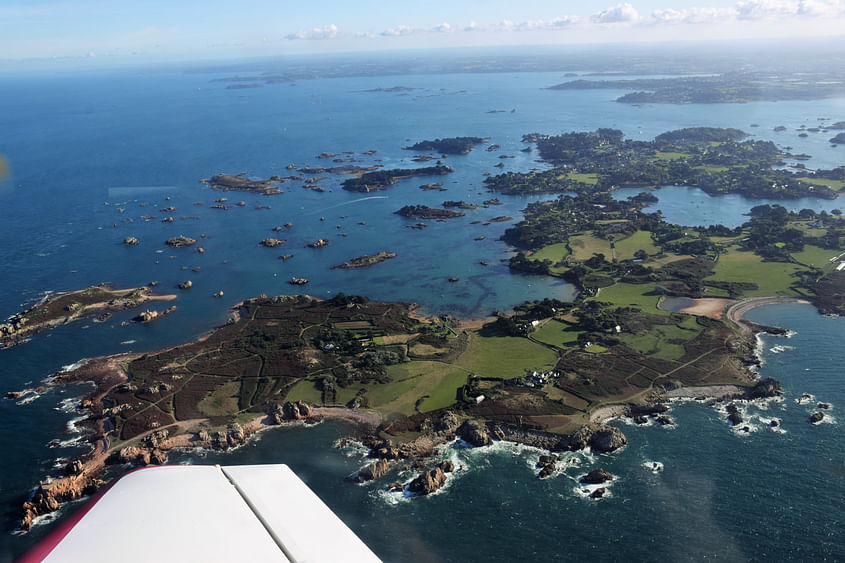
21, 464, 382, 562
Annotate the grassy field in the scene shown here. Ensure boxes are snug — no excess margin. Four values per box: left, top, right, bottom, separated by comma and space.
569, 230, 657, 262
417, 370, 469, 413
197, 380, 241, 416
618, 322, 700, 361
797, 176, 845, 191
612, 230, 659, 259
285, 361, 469, 416
595, 282, 670, 315
532, 319, 583, 348
568, 172, 599, 185
706, 247, 805, 296
456, 333, 558, 378
651, 151, 691, 161
529, 242, 570, 265
284, 379, 323, 404
791, 244, 840, 268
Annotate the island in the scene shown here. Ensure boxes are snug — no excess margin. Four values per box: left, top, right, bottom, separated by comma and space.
395, 205, 465, 219
341, 165, 454, 192
331, 251, 398, 270
201, 173, 283, 195
485, 127, 845, 200
0, 284, 177, 348
403, 137, 487, 155
547, 72, 845, 104
166, 235, 198, 247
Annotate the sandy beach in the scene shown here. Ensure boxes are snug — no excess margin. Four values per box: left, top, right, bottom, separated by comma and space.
677, 298, 736, 318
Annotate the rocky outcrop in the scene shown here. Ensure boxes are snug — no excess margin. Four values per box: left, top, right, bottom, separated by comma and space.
744, 378, 782, 400
726, 404, 743, 426
537, 455, 558, 478
20, 472, 105, 531
490, 424, 567, 451
434, 411, 461, 434
260, 238, 287, 247
810, 411, 825, 424
408, 460, 454, 495
457, 419, 491, 446
123, 237, 140, 246
350, 459, 391, 483
166, 235, 197, 247
366, 438, 400, 460
590, 487, 606, 499
108, 445, 168, 466
269, 401, 313, 424
580, 468, 613, 484
133, 306, 177, 323
178, 280, 192, 290
569, 424, 627, 453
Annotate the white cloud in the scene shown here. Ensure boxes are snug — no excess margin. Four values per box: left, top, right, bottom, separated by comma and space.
591, 3, 641, 23
735, 0, 796, 19
380, 25, 418, 37
650, 7, 733, 24
285, 24, 340, 40
797, 0, 845, 16
550, 16, 579, 27
431, 22, 453, 33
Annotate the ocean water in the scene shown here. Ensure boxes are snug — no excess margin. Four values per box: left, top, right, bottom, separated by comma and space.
1, 64, 844, 561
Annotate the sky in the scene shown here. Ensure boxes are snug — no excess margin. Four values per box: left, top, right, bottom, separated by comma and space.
1, 0, 845, 63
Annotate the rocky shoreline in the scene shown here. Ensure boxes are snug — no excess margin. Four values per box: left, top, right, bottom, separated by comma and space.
346, 413, 627, 496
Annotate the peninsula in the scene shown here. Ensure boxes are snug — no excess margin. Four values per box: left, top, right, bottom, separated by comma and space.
0, 284, 177, 348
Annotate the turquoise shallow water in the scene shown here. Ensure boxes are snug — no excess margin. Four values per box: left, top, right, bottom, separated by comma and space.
1, 65, 844, 561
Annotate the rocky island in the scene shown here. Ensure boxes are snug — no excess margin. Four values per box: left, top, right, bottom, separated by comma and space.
201, 173, 283, 195
342, 165, 454, 192
331, 251, 398, 269
403, 137, 487, 155
396, 205, 465, 219
0, 284, 177, 348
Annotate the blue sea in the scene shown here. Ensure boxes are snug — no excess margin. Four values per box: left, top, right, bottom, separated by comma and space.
1, 62, 844, 561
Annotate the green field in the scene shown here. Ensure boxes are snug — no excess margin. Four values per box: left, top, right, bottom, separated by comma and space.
706, 247, 804, 296
529, 242, 570, 265
568, 172, 599, 185
595, 282, 669, 315
797, 176, 845, 191
456, 333, 558, 378
569, 232, 611, 261
612, 230, 659, 260
285, 361, 469, 416
651, 151, 690, 161
791, 244, 840, 268
570, 230, 657, 262
619, 321, 700, 361
285, 379, 323, 404
417, 370, 470, 413
532, 319, 583, 348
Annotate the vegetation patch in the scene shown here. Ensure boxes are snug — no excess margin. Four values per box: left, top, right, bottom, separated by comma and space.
456, 333, 558, 379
